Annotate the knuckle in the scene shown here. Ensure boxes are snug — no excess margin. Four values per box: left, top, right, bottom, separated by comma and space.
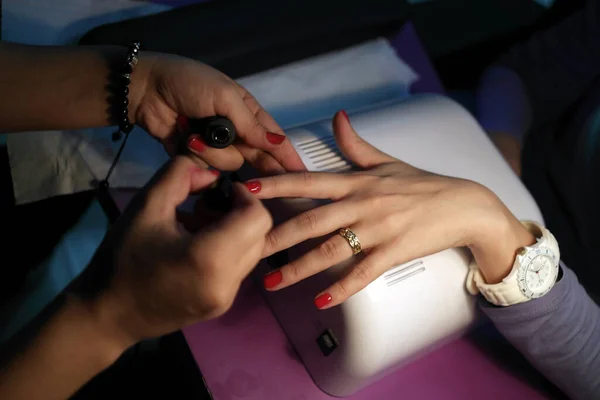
268, 176, 278, 192
253, 207, 273, 231
381, 213, 399, 231
251, 116, 263, 133
205, 288, 235, 317
263, 211, 274, 230
300, 171, 313, 187
351, 261, 372, 284
265, 230, 279, 250
286, 260, 302, 280
221, 84, 239, 102
362, 195, 383, 210
296, 210, 318, 230
380, 176, 400, 188
334, 280, 350, 301
319, 239, 340, 260
353, 173, 376, 185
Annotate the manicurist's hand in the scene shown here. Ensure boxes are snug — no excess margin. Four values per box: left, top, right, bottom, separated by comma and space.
136, 53, 305, 173
0, 42, 305, 174
83, 156, 273, 340
0, 156, 273, 400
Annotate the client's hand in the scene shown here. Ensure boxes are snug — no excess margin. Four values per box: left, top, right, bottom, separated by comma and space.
74, 156, 272, 344
135, 53, 305, 173
247, 111, 534, 309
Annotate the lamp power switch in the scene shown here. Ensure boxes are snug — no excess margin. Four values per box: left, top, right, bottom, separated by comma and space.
316, 329, 338, 357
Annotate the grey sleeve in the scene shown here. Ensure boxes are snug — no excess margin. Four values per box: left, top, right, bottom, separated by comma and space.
480, 264, 600, 400
500, 0, 600, 130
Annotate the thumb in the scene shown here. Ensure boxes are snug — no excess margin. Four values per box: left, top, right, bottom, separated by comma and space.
332, 110, 396, 169
144, 156, 219, 218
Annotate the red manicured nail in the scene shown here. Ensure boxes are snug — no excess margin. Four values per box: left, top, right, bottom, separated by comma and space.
244, 181, 261, 194
264, 270, 283, 289
339, 110, 349, 122
314, 293, 332, 309
209, 169, 220, 177
177, 115, 190, 132
188, 135, 206, 153
266, 132, 286, 145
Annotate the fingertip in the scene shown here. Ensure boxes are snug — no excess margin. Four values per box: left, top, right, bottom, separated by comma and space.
243, 180, 262, 194
188, 165, 220, 192
333, 109, 355, 139
266, 132, 286, 145
263, 269, 283, 290
332, 110, 394, 168
314, 292, 334, 310
187, 134, 206, 154
226, 182, 273, 231
338, 110, 350, 124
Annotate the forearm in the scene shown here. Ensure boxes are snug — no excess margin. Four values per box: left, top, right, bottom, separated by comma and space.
0, 42, 152, 133
469, 193, 600, 398
481, 265, 600, 400
0, 295, 131, 400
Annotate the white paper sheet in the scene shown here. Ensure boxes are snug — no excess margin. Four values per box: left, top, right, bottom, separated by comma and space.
4, 1, 418, 204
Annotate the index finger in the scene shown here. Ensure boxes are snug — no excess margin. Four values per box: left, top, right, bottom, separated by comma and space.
144, 157, 220, 219
236, 86, 306, 172
246, 172, 357, 201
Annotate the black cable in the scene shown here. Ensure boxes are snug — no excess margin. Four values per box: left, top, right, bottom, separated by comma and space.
99, 127, 131, 189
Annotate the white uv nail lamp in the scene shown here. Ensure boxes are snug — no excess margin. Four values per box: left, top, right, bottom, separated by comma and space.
247, 94, 543, 397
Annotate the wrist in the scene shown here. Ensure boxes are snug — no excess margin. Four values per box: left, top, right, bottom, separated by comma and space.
126, 52, 157, 126
468, 204, 535, 284
69, 293, 135, 363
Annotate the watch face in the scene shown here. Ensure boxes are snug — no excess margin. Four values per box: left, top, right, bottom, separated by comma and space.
517, 248, 559, 298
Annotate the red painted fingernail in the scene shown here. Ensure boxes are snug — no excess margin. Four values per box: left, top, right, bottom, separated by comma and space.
339, 110, 349, 122
314, 293, 333, 309
188, 135, 206, 153
177, 115, 190, 132
209, 169, 220, 177
244, 181, 261, 194
266, 132, 286, 145
263, 270, 283, 289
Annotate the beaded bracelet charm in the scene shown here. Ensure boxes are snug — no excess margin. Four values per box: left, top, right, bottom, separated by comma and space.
111, 41, 140, 142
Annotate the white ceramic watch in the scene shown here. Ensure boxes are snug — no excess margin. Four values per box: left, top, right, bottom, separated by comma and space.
466, 221, 560, 306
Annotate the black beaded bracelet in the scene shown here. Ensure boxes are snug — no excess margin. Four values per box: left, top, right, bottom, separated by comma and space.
97, 42, 140, 193
110, 41, 140, 142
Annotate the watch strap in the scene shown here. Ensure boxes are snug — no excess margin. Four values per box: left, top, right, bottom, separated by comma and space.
466, 220, 559, 306
466, 261, 530, 306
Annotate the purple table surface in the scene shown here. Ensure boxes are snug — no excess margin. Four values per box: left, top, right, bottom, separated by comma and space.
174, 23, 552, 400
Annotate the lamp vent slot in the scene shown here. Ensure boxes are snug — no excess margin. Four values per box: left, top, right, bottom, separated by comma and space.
297, 136, 352, 172
384, 260, 425, 287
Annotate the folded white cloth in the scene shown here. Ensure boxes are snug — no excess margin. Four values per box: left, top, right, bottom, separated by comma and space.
7, 35, 417, 203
